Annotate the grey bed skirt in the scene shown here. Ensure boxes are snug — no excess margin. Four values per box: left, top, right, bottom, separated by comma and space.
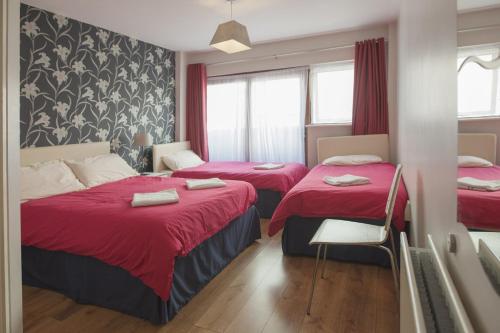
22, 205, 261, 324
282, 216, 404, 267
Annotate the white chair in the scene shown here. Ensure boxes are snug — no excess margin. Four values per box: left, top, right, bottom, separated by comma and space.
306, 164, 403, 315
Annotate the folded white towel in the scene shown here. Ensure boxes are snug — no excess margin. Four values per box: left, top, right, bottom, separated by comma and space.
457, 177, 500, 192
186, 178, 226, 190
323, 174, 371, 187
131, 189, 179, 207
254, 163, 285, 170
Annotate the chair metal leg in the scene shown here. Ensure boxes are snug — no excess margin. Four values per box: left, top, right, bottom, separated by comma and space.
307, 244, 322, 315
379, 245, 399, 299
321, 244, 328, 279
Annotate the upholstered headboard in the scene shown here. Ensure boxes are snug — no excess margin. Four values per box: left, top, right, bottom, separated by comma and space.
317, 134, 390, 163
20, 142, 110, 167
458, 133, 497, 164
152, 141, 191, 172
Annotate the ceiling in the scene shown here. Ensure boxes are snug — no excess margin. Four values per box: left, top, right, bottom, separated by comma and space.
22, 0, 500, 52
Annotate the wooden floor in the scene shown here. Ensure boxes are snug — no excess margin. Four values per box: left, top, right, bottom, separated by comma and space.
22, 219, 399, 333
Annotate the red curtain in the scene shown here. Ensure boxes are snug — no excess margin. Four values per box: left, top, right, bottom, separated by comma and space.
351, 38, 389, 135
186, 63, 209, 161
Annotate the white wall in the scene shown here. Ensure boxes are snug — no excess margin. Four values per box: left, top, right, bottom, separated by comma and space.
459, 118, 500, 164
458, 7, 500, 48
306, 124, 351, 166
398, 0, 458, 251
398, 0, 500, 331
182, 24, 399, 165
457, 7, 500, 164
387, 22, 398, 163
187, 25, 389, 76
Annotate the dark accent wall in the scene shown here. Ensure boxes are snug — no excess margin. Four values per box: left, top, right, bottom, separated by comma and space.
20, 4, 175, 171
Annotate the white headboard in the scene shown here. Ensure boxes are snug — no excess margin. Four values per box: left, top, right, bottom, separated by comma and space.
458, 133, 497, 164
152, 141, 191, 172
317, 134, 390, 163
20, 142, 110, 167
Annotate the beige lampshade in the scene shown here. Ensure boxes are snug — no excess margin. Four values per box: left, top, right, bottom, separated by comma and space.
210, 20, 251, 54
133, 132, 153, 147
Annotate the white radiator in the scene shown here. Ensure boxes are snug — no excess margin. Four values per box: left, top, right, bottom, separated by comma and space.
400, 233, 474, 333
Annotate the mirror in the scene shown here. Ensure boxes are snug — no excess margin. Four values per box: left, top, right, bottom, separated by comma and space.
456, 133, 499, 230
457, 45, 500, 292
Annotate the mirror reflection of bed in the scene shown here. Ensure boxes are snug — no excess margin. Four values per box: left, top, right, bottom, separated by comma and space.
457, 133, 499, 231
457, 133, 500, 293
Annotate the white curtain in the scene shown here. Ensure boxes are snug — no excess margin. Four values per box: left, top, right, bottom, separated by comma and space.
207, 68, 307, 163
249, 69, 307, 162
207, 78, 248, 161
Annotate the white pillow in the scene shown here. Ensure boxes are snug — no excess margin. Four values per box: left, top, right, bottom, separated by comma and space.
161, 150, 205, 170
21, 160, 86, 201
66, 153, 139, 187
458, 155, 493, 168
322, 154, 383, 166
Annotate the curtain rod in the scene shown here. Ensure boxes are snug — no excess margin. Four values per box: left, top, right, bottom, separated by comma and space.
208, 65, 309, 79
206, 42, 356, 67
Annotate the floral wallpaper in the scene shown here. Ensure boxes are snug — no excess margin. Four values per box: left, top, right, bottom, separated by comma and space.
20, 4, 175, 171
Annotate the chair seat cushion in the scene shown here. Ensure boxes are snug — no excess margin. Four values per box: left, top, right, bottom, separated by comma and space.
310, 219, 386, 245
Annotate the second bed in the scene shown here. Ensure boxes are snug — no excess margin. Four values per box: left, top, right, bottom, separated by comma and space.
152, 142, 309, 218
268, 134, 409, 266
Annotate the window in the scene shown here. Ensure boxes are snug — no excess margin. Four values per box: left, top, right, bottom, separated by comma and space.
457, 47, 500, 118
311, 61, 355, 124
207, 68, 307, 163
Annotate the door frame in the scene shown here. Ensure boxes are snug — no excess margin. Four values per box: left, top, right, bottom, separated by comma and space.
1, 0, 22, 332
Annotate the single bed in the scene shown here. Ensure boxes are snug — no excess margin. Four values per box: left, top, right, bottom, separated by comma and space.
268, 134, 409, 266
458, 133, 500, 230
152, 142, 309, 218
21, 142, 261, 324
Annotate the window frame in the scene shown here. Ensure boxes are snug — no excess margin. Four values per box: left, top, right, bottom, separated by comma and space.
310, 60, 355, 125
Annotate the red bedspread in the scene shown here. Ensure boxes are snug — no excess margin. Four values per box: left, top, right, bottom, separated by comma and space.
21, 176, 256, 300
171, 162, 309, 195
268, 163, 408, 236
458, 166, 500, 230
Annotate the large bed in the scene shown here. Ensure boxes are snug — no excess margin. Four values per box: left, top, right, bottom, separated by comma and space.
457, 133, 500, 230
152, 142, 309, 218
21, 142, 261, 324
268, 134, 409, 266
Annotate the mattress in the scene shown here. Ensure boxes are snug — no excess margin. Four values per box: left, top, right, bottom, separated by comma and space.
21, 176, 256, 300
171, 161, 309, 195
268, 163, 409, 236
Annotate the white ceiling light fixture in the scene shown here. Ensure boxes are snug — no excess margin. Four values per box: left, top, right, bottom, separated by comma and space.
210, 0, 251, 54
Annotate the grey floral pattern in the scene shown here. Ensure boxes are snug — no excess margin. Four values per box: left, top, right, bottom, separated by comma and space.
20, 4, 175, 171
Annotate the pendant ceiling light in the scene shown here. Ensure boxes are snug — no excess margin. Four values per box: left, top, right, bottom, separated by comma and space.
210, 0, 251, 54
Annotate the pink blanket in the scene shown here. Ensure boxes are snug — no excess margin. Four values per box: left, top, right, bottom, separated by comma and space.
22, 176, 256, 300
171, 162, 309, 195
458, 166, 500, 230
268, 163, 408, 236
